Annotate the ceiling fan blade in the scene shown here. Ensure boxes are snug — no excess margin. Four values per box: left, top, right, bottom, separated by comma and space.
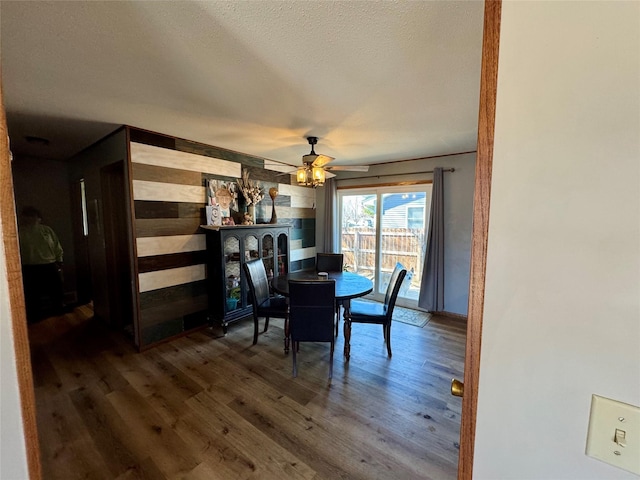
310, 154, 334, 168
325, 165, 370, 172
324, 170, 336, 179
264, 160, 298, 173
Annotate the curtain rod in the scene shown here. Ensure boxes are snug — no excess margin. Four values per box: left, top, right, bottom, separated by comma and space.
338, 167, 455, 182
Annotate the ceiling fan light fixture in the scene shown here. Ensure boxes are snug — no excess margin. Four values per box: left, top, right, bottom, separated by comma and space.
312, 166, 325, 186
296, 162, 325, 188
296, 166, 310, 185
293, 135, 364, 187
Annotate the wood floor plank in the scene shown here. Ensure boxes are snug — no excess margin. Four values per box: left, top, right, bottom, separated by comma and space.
193, 355, 421, 479
69, 384, 152, 479
36, 391, 113, 480
29, 306, 465, 479
184, 394, 316, 480
105, 385, 201, 477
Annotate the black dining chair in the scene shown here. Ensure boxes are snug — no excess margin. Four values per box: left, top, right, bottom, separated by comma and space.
288, 279, 336, 378
316, 253, 344, 336
316, 253, 344, 273
243, 258, 290, 353
344, 262, 407, 360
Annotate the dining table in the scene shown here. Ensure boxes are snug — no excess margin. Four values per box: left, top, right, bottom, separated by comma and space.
271, 270, 373, 357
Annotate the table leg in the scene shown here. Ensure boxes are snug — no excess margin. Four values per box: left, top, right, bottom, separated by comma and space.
343, 299, 351, 360
284, 302, 290, 354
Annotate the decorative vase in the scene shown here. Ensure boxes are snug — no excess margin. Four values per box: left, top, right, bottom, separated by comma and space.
248, 204, 255, 224
269, 187, 278, 224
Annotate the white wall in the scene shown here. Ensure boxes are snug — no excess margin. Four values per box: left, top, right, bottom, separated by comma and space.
0, 220, 29, 479
318, 152, 476, 315
474, 1, 639, 478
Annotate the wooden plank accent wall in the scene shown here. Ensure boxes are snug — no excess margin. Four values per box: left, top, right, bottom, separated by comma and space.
131, 142, 241, 177
138, 264, 206, 293
136, 234, 206, 257
127, 128, 316, 348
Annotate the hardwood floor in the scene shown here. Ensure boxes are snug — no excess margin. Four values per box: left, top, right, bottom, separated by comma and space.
29, 304, 465, 479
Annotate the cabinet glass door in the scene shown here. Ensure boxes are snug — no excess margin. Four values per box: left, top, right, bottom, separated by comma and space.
277, 233, 288, 276
224, 236, 241, 312
245, 234, 259, 305
262, 233, 275, 281
246, 235, 259, 262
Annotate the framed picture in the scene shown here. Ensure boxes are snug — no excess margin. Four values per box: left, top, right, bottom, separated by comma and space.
206, 205, 221, 226
207, 179, 238, 218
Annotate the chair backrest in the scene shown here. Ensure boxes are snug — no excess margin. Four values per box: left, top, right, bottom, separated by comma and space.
243, 258, 270, 307
383, 263, 407, 319
289, 280, 336, 343
316, 253, 344, 272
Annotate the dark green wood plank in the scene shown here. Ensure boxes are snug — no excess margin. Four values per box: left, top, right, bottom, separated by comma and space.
139, 295, 208, 329
244, 166, 290, 184
178, 203, 204, 219
135, 201, 203, 220
135, 201, 179, 219
129, 128, 176, 150
132, 163, 202, 186
141, 318, 184, 346
138, 251, 207, 273
139, 281, 208, 310
175, 139, 263, 168
135, 218, 203, 237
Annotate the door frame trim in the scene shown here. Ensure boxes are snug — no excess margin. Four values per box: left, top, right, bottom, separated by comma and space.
457, 1, 502, 479
0, 82, 42, 477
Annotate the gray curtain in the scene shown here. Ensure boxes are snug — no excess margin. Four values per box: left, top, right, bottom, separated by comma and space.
418, 167, 444, 312
323, 177, 337, 252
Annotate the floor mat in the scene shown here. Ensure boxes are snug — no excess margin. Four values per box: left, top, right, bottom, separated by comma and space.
351, 298, 431, 328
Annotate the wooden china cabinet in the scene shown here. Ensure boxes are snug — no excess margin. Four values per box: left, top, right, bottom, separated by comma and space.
202, 224, 290, 333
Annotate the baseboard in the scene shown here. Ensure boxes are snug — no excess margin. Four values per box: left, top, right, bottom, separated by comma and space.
431, 310, 468, 321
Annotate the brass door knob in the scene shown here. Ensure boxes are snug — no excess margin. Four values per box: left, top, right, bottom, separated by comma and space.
451, 378, 464, 397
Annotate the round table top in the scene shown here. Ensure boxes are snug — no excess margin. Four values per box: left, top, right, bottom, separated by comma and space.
271, 271, 373, 301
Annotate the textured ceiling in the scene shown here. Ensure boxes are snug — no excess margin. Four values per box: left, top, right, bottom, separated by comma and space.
1, 1, 484, 170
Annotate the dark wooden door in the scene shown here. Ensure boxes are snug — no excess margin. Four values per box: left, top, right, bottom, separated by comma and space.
100, 161, 133, 332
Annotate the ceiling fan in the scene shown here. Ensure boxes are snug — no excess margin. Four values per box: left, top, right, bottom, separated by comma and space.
294, 136, 369, 187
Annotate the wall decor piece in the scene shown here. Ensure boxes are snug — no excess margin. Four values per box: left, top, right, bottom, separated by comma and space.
269, 187, 278, 223
236, 169, 264, 224
206, 205, 221, 226
208, 179, 238, 224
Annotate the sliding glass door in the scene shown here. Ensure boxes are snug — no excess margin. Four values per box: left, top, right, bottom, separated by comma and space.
338, 185, 431, 308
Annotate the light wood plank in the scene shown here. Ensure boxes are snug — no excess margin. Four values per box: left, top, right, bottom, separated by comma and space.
290, 246, 316, 262
274, 206, 316, 219
131, 163, 202, 186
131, 142, 241, 178
277, 184, 316, 208
136, 234, 206, 258
263, 161, 297, 174
133, 180, 206, 203
138, 265, 205, 293
277, 183, 315, 199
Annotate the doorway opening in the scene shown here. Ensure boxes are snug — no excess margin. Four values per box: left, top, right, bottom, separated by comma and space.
338, 184, 432, 309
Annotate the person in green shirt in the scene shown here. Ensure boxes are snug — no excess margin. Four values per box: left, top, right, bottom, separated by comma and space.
18, 206, 65, 321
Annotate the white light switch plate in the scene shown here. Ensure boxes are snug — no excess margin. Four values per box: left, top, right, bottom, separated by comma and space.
586, 395, 640, 475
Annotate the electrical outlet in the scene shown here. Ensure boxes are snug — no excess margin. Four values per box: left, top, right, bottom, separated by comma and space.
586, 395, 640, 475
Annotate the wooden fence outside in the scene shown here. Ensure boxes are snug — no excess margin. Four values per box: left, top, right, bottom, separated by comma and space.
341, 227, 425, 288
